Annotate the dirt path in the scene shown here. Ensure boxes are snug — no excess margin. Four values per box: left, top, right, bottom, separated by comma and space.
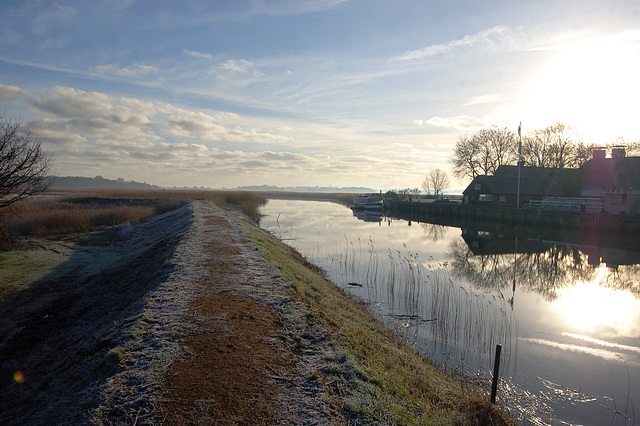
0, 201, 344, 424
158, 201, 343, 424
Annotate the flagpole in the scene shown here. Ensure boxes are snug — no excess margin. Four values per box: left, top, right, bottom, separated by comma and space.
517, 122, 522, 209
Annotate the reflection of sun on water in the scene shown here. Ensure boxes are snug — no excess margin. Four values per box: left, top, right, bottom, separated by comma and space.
556, 270, 640, 338
525, 32, 640, 142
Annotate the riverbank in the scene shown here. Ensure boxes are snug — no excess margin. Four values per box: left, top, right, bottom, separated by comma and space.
0, 199, 512, 424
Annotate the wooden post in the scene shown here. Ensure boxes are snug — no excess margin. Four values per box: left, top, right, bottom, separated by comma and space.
490, 344, 502, 404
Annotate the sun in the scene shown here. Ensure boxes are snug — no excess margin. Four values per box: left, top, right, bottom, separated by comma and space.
523, 33, 640, 143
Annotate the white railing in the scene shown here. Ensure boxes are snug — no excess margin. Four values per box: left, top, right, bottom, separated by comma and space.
528, 197, 602, 213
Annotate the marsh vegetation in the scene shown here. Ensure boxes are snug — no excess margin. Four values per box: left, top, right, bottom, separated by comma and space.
0, 189, 266, 249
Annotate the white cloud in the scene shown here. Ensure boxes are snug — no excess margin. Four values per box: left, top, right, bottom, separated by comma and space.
25, 85, 296, 174
0, 83, 24, 100
31, 86, 112, 118
424, 115, 500, 131
530, 29, 640, 52
247, 0, 348, 17
183, 49, 213, 60
218, 59, 255, 73
393, 25, 516, 61
463, 93, 503, 106
92, 64, 158, 77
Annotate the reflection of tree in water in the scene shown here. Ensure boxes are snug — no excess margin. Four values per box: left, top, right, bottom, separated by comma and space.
602, 264, 640, 298
420, 223, 446, 242
448, 239, 598, 301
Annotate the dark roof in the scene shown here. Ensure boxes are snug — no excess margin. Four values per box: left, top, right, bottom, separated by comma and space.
494, 165, 580, 180
469, 175, 568, 196
465, 165, 581, 197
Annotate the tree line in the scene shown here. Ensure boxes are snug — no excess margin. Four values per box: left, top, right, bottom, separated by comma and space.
450, 122, 640, 181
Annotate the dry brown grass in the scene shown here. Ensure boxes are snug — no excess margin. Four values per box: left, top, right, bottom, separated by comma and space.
97, 189, 266, 221
0, 189, 266, 246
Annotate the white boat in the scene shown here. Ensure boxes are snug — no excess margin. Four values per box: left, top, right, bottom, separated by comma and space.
351, 195, 384, 210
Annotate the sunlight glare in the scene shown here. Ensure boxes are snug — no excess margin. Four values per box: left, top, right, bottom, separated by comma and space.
525, 35, 640, 142
556, 275, 640, 338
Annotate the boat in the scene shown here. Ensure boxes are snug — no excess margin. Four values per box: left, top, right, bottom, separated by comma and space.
351, 195, 384, 211
352, 209, 383, 222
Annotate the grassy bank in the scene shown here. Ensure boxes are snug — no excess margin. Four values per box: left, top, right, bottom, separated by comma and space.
238, 211, 513, 424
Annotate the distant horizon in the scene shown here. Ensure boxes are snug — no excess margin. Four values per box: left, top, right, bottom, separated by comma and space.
49, 174, 466, 194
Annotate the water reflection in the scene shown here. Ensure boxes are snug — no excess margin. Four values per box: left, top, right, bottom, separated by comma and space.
451, 227, 640, 302
260, 199, 640, 425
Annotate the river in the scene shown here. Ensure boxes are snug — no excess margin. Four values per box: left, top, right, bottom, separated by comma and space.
259, 199, 640, 425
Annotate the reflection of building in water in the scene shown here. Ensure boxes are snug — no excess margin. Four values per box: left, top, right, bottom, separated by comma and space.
462, 228, 553, 255
461, 227, 640, 268
597, 248, 640, 268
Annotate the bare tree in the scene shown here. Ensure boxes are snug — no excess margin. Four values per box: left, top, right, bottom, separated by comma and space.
619, 139, 640, 156
450, 126, 518, 180
421, 176, 431, 195
1, 111, 52, 208
423, 169, 450, 197
521, 122, 586, 168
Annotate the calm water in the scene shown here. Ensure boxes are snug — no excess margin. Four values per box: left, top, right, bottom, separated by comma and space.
259, 199, 640, 425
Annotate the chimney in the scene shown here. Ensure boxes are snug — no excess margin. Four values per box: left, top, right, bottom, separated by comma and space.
612, 147, 626, 158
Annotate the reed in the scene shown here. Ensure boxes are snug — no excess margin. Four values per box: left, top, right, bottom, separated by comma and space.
0, 189, 267, 245
327, 236, 516, 385
96, 189, 267, 222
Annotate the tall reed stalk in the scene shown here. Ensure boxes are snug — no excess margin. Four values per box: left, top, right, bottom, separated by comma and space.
326, 236, 517, 381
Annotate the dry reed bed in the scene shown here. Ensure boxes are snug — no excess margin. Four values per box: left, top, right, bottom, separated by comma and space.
0, 189, 266, 244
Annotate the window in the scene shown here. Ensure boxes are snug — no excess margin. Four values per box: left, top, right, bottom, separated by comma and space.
475, 184, 481, 190
499, 196, 506, 203
479, 194, 493, 202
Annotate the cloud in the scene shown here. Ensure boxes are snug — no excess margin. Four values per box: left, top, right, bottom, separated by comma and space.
210, 59, 263, 82
0, 84, 24, 100
18, 84, 442, 188
393, 25, 517, 61
29, 4, 76, 49
183, 49, 213, 60
31, 4, 76, 36
31, 86, 112, 118
218, 59, 254, 73
92, 64, 158, 77
26, 85, 293, 166
247, 0, 349, 17
422, 115, 499, 131
463, 93, 503, 106
530, 29, 640, 52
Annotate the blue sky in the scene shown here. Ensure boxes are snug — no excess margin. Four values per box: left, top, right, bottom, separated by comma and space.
1, 0, 639, 190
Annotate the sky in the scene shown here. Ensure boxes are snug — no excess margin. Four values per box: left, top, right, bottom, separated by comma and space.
1, 0, 639, 190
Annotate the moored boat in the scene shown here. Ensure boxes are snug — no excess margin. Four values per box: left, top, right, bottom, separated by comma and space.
351, 195, 384, 210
